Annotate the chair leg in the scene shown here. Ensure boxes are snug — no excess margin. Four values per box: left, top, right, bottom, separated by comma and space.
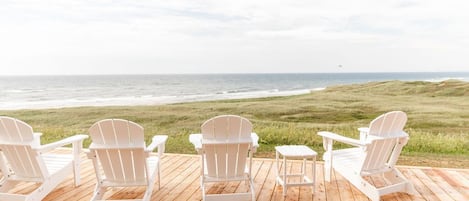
73, 159, 81, 187
90, 184, 106, 201
323, 151, 332, 182
383, 169, 418, 195
322, 138, 333, 182
143, 183, 155, 201
250, 178, 255, 201
73, 140, 83, 186
157, 163, 161, 190
200, 177, 206, 201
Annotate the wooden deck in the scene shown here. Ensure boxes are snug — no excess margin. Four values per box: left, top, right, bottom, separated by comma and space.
8, 150, 469, 201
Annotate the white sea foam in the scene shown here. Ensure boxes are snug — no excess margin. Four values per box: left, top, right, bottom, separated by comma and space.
0, 89, 313, 110
311, 87, 326, 91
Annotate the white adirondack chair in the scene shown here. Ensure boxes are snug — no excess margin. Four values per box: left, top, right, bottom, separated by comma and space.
86, 119, 167, 201
189, 115, 259, 201
0, 116, 88, 201
318, 111, 418, 201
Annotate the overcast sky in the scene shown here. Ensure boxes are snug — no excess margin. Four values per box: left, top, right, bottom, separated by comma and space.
1, 0, 468, 75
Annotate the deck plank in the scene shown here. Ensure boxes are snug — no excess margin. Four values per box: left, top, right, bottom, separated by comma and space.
444, 170, 469, 199
233, 158, 264, 196
411, 168, 455, 201
285, 161, 301, 201
156, 156, 200, 200
256, 160, 277, 201
312, 163, 327, 201
324, 169, 342, 201
298, 161, 314, 201
334, 170, 356, 201
2, 151, 467, 201
270, 158, 290, 201
423, 168, 466, 201
252, 160, 270, 200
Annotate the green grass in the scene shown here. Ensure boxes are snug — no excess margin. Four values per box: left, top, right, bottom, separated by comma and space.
1, 80, 468, 168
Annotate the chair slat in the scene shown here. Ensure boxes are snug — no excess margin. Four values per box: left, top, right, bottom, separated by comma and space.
98, 120, 119, 145
205, 145, 217, 177
96, 149, 117, 181
132, 149, 146, 181
0, 117, 34, 142
215, 144, 227, 178
119, 149, 136, 182
236, 144, 249, 177
226, 144, 238, 177
112, 120, 132, 146
89, 124, 104, 144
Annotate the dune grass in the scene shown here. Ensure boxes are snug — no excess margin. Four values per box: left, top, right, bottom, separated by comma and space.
1, 80, 468, 168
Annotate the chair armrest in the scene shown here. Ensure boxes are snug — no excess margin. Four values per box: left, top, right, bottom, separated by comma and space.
189, 134, 203, 153
146, 135, 168, 152
190, 133, 259, 153
33, 132, 42, 139
146, 135, 168, 159
317, 131, 366, 147
358, 127, 369, 142
251, 133, 259, 153
33, 132, 42, 147
36, 134, 88, 153
357, 127, 369, 133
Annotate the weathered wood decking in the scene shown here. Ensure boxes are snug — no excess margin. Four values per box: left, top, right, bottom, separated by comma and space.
8, 150, 469, 201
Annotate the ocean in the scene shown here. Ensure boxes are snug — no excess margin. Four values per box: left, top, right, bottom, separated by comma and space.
1, 72, 468, 110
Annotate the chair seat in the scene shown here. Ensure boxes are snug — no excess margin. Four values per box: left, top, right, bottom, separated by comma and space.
331, 148, 363, 174
43, 153, 74, 175
333, 147, 391, 176
203, 159, 250, 182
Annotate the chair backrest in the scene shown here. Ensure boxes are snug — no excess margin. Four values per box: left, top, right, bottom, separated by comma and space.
201, 115, 252, 179
368, 111, 407, 137
0, 116, 47, 180
360, 111, 409, 174
88, 119, 147, 184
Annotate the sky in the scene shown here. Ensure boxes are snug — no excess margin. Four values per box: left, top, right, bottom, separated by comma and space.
1, 0, 468, 75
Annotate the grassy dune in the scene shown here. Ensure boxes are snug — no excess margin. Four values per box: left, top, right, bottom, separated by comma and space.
1, 80, 468, 168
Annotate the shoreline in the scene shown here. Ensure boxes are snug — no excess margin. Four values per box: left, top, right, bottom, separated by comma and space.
0, 88, 319, 111
1, 75, 468, 111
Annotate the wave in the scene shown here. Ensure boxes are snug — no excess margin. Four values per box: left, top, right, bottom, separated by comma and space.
311, 87, 326, 91
0, 89, 314, 110
3, 89, 25, 93
3, 89, 46, 94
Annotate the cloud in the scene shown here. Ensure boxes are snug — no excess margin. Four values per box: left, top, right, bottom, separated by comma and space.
0, 0, 468, 74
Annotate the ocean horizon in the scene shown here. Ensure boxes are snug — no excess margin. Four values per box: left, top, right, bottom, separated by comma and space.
1, 72, 469, 110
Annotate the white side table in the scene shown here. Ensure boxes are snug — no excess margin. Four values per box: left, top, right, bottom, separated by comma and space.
275, 145, 317, 196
